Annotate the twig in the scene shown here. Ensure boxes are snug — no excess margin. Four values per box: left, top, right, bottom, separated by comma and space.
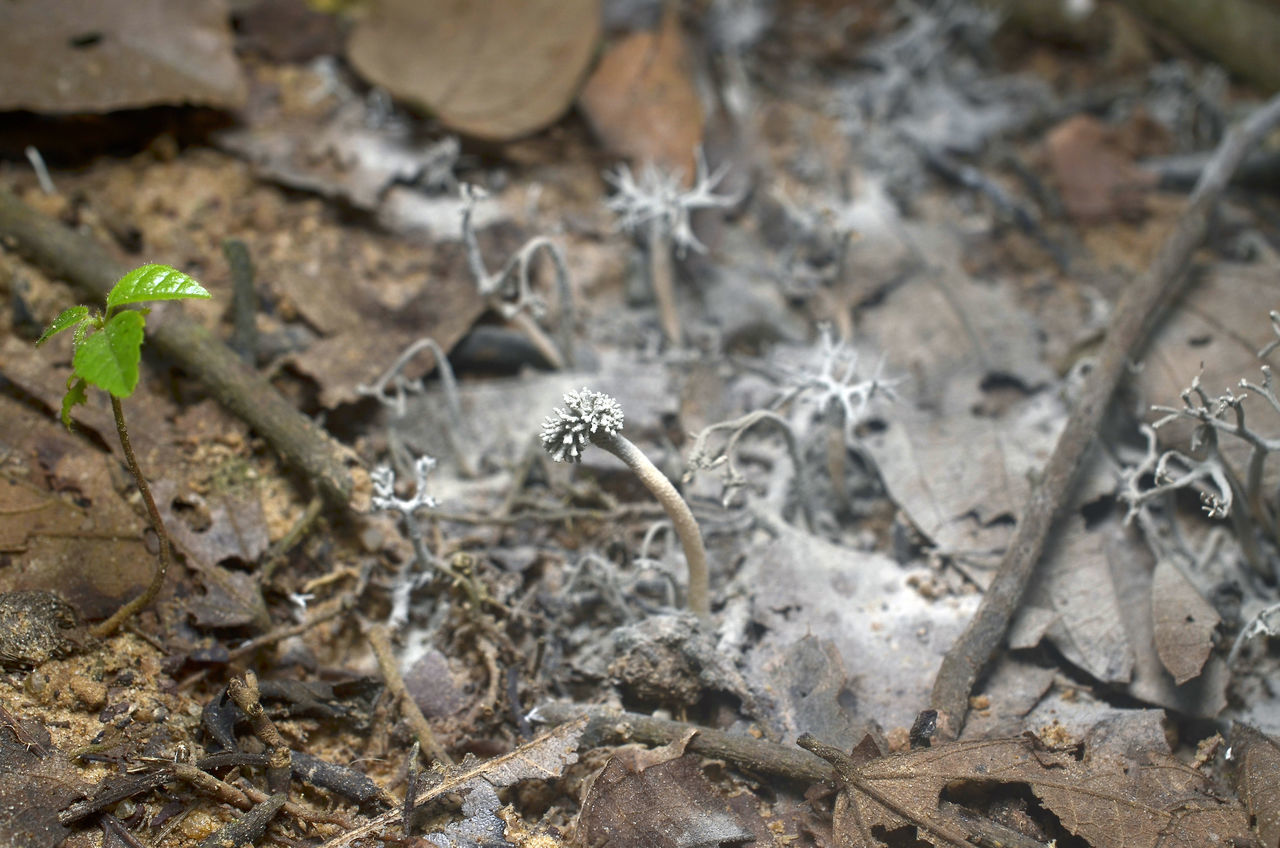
178, 593, 352, 690
223, 238, 258, 365
0, 188, 365, 510
368, 623, 452, 765
432, 503, 673, 525
227, 672, 293, 796
228, 594, 349, 662
929, 91, 1280, 735
648, 217, 682, 346
528, 702, 834, 784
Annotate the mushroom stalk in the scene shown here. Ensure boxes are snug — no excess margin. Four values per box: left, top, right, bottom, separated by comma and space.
593, 430, 708, 616
541, 388, 710, 617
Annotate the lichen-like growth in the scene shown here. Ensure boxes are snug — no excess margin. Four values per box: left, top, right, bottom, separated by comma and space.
540, 388, 626, 464
540, 388, 709, 616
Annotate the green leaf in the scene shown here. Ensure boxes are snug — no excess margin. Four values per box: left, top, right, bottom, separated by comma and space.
72, 310, 146, 398
61, 376, 88, 430
106, 264, 211, 310
35, 305, 89, 346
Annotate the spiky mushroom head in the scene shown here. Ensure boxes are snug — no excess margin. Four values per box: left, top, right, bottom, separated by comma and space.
540, 388, 624, 463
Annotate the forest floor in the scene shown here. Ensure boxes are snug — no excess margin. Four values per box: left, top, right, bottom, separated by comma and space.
1, 2, 1279, 847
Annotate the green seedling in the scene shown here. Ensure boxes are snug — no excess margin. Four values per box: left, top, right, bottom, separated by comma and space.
36, 263, 211, 638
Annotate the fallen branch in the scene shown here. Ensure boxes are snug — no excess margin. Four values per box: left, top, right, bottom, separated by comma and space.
929, 91, 1280, 735
529, 702, 835, 784
0, 188, 366, 510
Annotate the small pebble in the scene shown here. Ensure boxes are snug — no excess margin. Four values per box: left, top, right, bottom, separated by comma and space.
69, 677, 108, 711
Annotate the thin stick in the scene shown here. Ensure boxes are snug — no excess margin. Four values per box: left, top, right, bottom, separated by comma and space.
929, 91, 1280, 735
648, 219, 682, 346
529, 702, 834, 784
368, 623, 453, 765
91, 396, 172, 639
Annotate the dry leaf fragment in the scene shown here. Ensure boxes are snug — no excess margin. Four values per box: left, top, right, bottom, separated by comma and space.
800, 731, 1253, 848
577, 744, 760, 848
1230, 722, 1280, 848
1151, 559, 1220, 685
0, 0, 246, 113
578, 11, 704, 176
1044, 114, 1158, 224
347, 0, 600, 141
0, 709, 91, 848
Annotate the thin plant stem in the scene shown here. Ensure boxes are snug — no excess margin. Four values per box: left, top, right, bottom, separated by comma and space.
595, 431, 709, 617
91, 395, 173, 639
647, 218, 682, 346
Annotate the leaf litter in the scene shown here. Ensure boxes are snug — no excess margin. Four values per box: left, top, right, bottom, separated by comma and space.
0, 0, 1279, 846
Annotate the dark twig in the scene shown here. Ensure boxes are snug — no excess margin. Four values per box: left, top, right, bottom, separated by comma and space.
227, 673, 293, 796
528, 702, 834, 784
0, 188, 365, 509
930, 91, 1280, 735
222, 238, 258, 365
196, 793, 285, 848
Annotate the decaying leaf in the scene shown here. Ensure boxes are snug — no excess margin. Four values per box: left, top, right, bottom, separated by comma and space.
1044, 113, 1158, 223
578, 11, 705, 176
801, 730, 1253, 848
577, 733, 761, 848
1151, 559, 1220, 685
1014, 502, 1228, 717
0, 708, 91, 848
0, 398, 154, 621
317, 716, 586, 847
857, 224, 1059, 568
152, 478, 270, 569
0, 0, 245, 113
1137, 261, 1280, 493
1229, 722, 1280, 848
347, 0, 600, 141
1109, 528, 1229, 717
1011, 507, 1134, 685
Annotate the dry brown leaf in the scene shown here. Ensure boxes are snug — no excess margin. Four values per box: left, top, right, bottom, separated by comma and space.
578, 750, 759, 848
802, 732, 1253, 848
0, 0, 245, 113
1230, 722, 1280, 848
1045, 114, 1158, 224
347, 0, 599, 141
578, 11, 704, 176
0, 708, 91, 848
0, 398, 153, 621
1151, 559, 1220, 685
1137, 261, 1280, 495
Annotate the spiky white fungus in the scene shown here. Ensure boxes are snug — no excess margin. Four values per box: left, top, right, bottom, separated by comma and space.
540, 388, 625, 463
